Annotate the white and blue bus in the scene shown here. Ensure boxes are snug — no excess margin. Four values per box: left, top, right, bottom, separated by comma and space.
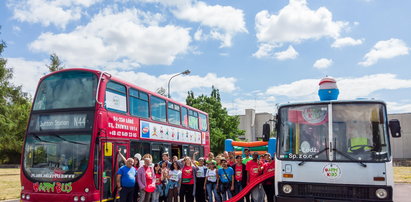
273, 100, 401, 202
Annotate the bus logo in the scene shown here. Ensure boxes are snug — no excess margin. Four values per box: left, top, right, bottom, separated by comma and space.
322, 164, 341, 180
141, 122, 150, 138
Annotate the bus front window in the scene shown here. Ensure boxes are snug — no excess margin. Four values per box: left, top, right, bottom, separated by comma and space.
23, 134, 91, 182
332, 104, 389, 161
278, 105, 329, 161
33, 71, 97, 111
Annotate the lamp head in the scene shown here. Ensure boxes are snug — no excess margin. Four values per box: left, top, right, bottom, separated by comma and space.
182, 70, 191, 75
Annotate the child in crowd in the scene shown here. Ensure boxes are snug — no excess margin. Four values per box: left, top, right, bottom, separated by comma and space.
204, 161, 219, 202
151, 164, 164, 202
166, 161, 181, 202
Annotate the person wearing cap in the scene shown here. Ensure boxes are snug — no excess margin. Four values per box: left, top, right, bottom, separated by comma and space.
216, 158, 234, 201
262, 153, 275, 202
242, 148, 252, 165
117, 158, 138, 202
246, 152, 264, 202
137, 157, 156, 202
231, 155, 247, 202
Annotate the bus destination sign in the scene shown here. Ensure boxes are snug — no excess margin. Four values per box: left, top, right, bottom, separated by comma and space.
29, 113, 90, 132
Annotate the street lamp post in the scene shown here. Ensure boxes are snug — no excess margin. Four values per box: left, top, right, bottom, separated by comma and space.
167, 69, 191, 98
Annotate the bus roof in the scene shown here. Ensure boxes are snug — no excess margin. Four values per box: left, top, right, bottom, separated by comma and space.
41, 68, 208, 115
278, 99, 387, 108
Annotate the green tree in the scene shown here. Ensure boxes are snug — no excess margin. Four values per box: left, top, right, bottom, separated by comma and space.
186, 86, 244, 153
46, 53, 64, 72
0, 27, 32, 164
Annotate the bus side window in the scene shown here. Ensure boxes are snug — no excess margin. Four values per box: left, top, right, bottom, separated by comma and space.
129, 89, 149, 118
188, 110, 199, 130
200, 113, 208, 131
182, 107, 188, 127
130, 141, 139, 158
151, 144, 161, 163
105, 81, 127, 113
151, 96, 166, 122
103, 155, 112, 198
168, 102, 181, 125
142, 142, 151, 156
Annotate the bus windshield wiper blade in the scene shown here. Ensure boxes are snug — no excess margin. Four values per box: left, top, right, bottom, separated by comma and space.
333, 148, 367, 167
333, 138, 366, 167
33, 135, 53, 143
53, 134, 87, 145
299, 138, 329, 166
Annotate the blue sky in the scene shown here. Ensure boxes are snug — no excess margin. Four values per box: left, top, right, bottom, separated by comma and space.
1, 0, 411, 115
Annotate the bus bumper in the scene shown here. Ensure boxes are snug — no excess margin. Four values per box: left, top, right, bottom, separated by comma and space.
20, 192, 100, 202
275, 196, 393, 202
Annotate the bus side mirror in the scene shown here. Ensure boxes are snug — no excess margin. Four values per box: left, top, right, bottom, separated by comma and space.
389, 119, 401, 138
263, 123, 270, 141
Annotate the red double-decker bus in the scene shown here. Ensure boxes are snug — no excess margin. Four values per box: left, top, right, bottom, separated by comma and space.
20, 68, 210, 202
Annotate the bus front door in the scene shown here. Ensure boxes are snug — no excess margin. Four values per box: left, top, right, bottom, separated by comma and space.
101, 141, 129, 201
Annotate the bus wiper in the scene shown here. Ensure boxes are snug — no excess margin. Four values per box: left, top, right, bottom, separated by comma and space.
333, 138, 366, 168
33, 135, 52, 143
298, 138, 329, 166
53, 134, 87, 145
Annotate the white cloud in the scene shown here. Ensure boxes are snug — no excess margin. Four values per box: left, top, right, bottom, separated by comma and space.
359, 38, 409, 66
331, 37, 363, 48
6, 57, 49, 96
386, 102, 411, 113
265, 74, 411, 101
313, 58, 333, 69
223, 98, 277, 115
255, 0, 347, 46
274, 45, 298, 60
109, 70, 237, 98
29, 8, 191, 69
266, 79, 319, 99
252, 43, 279, 58
142, 0, 247, 47
7, 0, 100, 28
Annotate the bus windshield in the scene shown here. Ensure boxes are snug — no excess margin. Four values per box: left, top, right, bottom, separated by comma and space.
278, 103, 389, 162
23, 134, 91, 182
33, 71, 97, 111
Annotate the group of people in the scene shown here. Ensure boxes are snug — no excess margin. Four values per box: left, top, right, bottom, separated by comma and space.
116, 148, 275, 202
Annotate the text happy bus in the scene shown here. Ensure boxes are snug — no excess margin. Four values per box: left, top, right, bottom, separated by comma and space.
20, 68, 210, 202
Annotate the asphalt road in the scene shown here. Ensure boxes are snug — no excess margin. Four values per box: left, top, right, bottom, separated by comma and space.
3, 184, 411, 202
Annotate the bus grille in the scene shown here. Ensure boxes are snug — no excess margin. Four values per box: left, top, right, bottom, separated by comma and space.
278, 182, 392, 201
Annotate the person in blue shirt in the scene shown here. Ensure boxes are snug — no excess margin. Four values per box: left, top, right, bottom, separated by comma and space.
216, 158, 234, 201
117, 158, 137, 202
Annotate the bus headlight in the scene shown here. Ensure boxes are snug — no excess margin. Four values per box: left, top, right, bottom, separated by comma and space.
22, 194, 25, 199
73, 196, 79, 201
282, 184, 293, 194
26, 194, 30, 200
375, 188, 388, 199
21, 186, 24, 190
84, 188, 89, 193
80, 196, 86, 201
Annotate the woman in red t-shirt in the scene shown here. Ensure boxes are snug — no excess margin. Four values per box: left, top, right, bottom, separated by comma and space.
179, 157, 196, 202
262, 154, 275, 202
152, 163, 164, 202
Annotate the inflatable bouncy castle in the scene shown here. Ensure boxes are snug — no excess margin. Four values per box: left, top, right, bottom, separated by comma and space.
224, 138, 276, 157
